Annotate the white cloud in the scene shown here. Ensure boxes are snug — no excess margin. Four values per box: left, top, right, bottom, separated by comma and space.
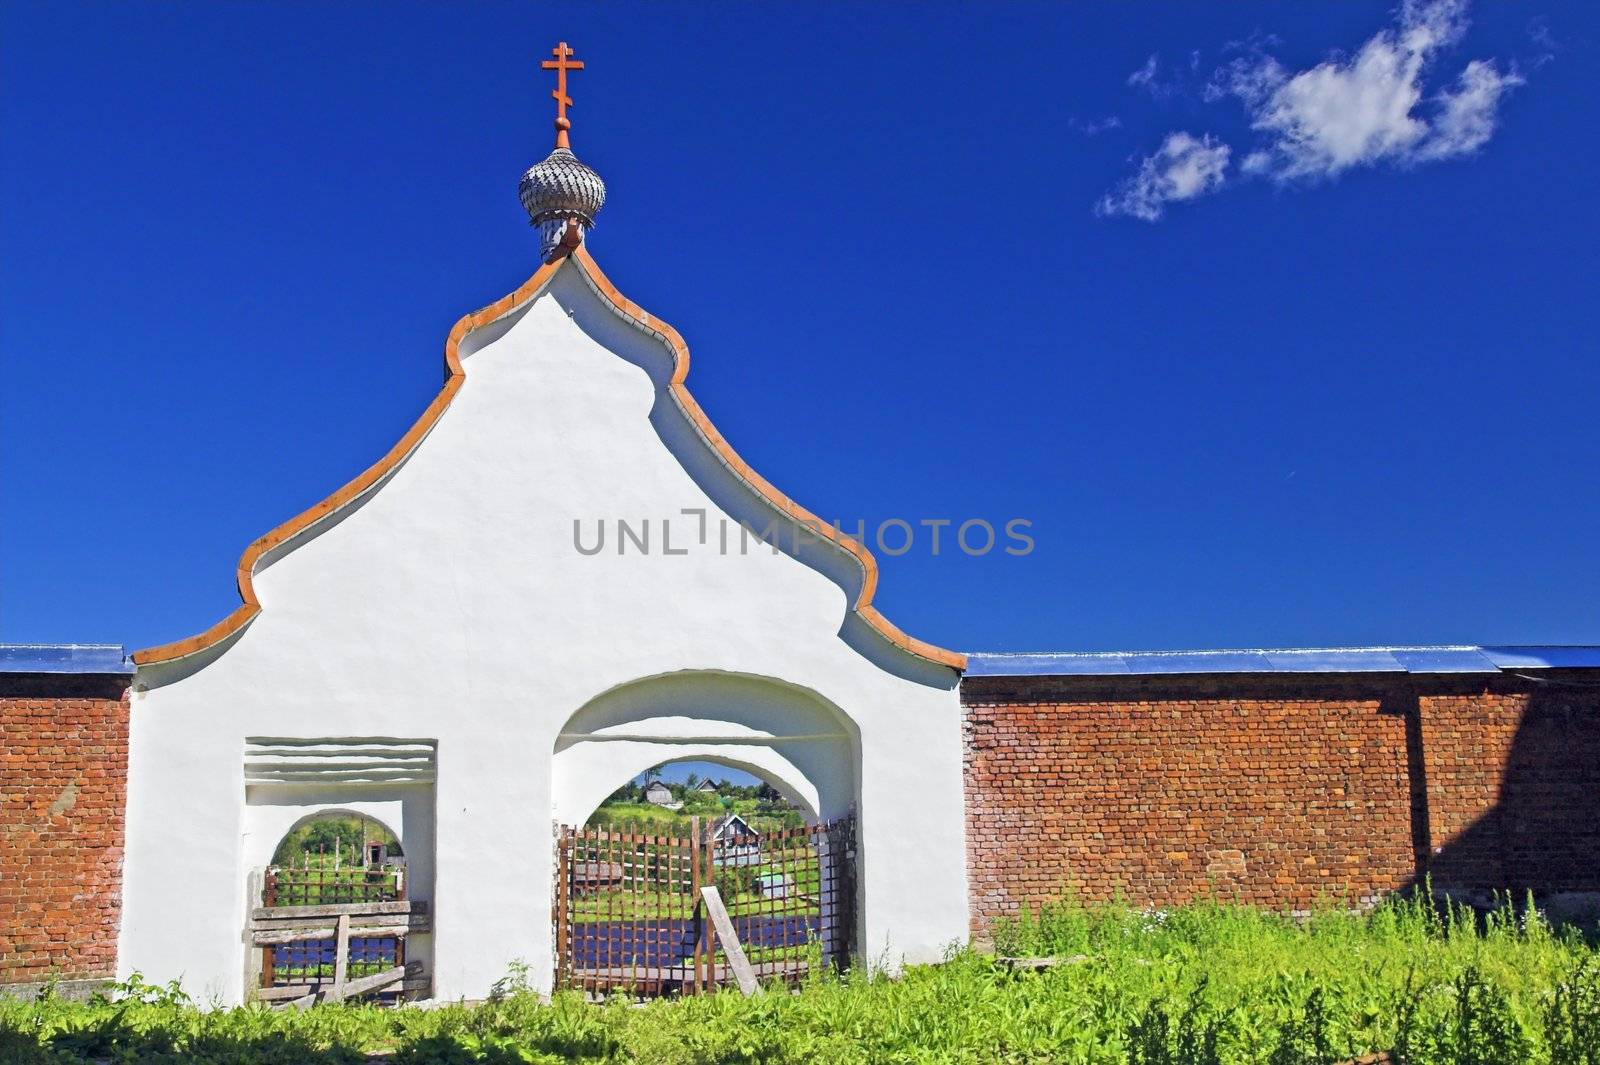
1525, 17, 1559, 69
1127, 51, 1204, 100
1215, 0, 1519, 181
1100, 1, 1524, 218
1071, 115, 1123, 136
1128, 54, 1159, 91
1414, 59, 1524, 161
1242, 35, 1431, 178
1096, 132, 1232, 222
1239, 149, 1273, 177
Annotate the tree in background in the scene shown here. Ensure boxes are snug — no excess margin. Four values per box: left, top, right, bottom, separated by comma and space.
271, 814, 402, 867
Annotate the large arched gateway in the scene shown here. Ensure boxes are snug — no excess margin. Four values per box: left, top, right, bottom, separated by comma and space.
552, 673, 861, 995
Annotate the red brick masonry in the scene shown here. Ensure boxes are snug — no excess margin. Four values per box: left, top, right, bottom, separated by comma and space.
0, 675, 131, 984
963, 673, 1600, 934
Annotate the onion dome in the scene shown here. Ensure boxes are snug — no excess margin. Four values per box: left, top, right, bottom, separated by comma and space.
519, 146, 606, 262
522, 42, 604, 263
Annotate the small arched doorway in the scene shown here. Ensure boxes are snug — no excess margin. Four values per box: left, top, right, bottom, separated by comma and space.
241, 738, 438, 1002
268, 809, 406, 900
552, 672, 861, 996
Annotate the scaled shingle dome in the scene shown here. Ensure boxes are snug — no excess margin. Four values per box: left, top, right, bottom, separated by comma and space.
519, 147, 606, 262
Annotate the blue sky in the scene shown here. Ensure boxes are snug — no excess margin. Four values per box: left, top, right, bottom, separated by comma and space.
3, 1, 1597, 656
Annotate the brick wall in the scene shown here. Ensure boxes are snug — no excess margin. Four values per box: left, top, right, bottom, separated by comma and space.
962, 672, 1600, 935
0, 674, 131, 985
1417, 680, 1600, 894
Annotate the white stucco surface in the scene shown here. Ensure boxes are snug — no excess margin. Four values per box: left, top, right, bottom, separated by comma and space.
120, 258, 968, 1003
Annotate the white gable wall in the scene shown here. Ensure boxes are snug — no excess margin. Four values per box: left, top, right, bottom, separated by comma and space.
120, 260, 968, 1003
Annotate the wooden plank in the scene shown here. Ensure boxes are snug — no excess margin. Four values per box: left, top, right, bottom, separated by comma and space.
257, 983, 327, 1002
250, 912, 430, 934
255, 926, 335, 945
331, 965, 405, 1001
250, 900, 424, 921
252, 907, 422, 925
252, 923, 414, 946
690, 818, 702, 994
330, 914, 350, 995
252, 912, 429, 930
260, 966, 407, 1006
699, 887, 759, 996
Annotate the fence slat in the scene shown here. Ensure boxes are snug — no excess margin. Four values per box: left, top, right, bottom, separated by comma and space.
689, 817, 702, 994
331, 913, 351, 993
554, 826, 570, 991
700, 887, 758, 996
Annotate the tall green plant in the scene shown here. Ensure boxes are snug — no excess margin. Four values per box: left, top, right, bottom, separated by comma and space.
1547, 959, 1600, 1065
1126, 980, 1226, 1065
1395, 965, 1534, 1065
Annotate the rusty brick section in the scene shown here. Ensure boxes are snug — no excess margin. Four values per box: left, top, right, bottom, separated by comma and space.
962, 673, 1600, 936
0, 675, 132, 985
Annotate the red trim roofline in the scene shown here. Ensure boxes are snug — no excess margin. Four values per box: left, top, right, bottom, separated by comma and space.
133, 249, 966, 671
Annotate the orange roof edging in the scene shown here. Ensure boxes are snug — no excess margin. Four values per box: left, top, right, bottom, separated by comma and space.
132, 249, 966, 672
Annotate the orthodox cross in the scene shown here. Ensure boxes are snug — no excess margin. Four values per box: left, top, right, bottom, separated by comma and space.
542, 41, 584, 149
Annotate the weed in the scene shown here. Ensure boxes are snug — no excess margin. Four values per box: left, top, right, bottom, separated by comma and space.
1546, 958, 1600, 1065
5, 897, 1598, 1063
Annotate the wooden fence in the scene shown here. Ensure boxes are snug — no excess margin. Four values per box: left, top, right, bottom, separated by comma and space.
554, 813, 856, 998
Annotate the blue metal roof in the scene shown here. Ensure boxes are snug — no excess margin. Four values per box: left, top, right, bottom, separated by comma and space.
1481, 646, 1600, 670
965, 645, 1600, 678
0, 644, 133, 675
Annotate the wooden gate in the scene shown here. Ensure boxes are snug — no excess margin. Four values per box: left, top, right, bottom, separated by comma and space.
554, 813, 856, 997
250, 857, 429, 1006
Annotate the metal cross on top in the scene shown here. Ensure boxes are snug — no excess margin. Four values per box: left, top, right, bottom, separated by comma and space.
542, 41, 584, 149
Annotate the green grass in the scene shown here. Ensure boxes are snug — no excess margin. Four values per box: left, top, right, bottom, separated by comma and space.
586, 801, 687, 827
567, 876, 820, 923
563, 838, 824, 924
569, 889, 696, 922
265, 864, 403, 907
7, 893, 1600, 1063
986, 889, 1597, 1061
